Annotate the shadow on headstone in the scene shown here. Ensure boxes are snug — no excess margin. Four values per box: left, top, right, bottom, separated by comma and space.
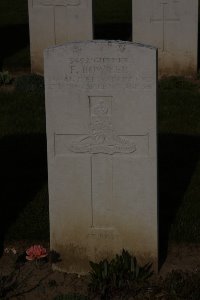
0, 24, 29, 70
0, 134, 48, 256
158, 134, 200, 268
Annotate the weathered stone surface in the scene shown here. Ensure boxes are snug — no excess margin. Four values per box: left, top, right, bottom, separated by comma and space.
28, 0, 93, 74
132, 0, 198, 76
44, 41, 158, 274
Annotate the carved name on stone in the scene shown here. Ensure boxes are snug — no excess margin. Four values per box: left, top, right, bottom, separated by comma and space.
46, 57, 153, 90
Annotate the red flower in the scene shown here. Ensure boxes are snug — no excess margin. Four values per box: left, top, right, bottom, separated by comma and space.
26, 245, 48, 261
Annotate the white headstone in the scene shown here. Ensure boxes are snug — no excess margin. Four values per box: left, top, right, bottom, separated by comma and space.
28, 0, 93, 74
44, 41, 158, 274
132, 0, 198, 76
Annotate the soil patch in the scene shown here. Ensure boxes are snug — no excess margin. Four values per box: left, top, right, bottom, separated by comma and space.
1, 241, 200, 299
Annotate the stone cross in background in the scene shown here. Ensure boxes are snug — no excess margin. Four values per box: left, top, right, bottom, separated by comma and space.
28, 0, 93, 74
32, 0, 82, 45
132, 0, 198, 76
150, 0, 180, 52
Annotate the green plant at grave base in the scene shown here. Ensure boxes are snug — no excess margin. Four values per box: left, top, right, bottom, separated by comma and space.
88, 249, 153, 298
53, 294, 89, 300
0, 71, 12, 85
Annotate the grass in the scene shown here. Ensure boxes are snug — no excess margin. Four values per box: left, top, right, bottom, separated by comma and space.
0, 0, 28, 28
158, 77, 200, 135
3, 46, 30, 72
0, 75, 45, 136
158, 77, 200, 243
0, 75, 49, 242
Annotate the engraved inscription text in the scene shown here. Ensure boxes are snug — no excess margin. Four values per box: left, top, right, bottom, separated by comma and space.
47, 57, 153, 90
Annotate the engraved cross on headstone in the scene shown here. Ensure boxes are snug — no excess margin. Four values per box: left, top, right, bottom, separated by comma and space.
32, 0, 81, 44
150, 0, 180, 51
55, 96, 141, 229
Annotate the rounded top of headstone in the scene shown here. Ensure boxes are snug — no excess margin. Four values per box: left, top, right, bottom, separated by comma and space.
44, 39, 157, 94
44, 40, 157, 55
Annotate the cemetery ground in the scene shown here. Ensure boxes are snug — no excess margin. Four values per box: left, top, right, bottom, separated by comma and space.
1, 74, 200, 299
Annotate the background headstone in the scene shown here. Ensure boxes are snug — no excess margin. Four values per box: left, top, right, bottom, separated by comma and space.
44, 41, 158, 274
132, 0, 198, 76
28, 0, 93, 74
